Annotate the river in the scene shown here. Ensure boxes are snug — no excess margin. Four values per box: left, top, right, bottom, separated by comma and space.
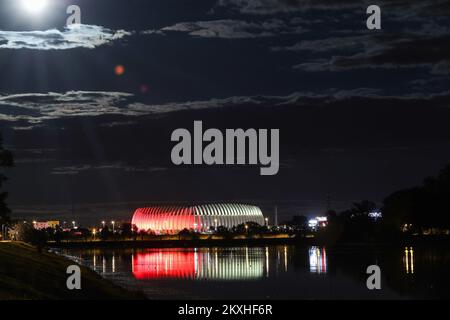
61, 245, 450, 299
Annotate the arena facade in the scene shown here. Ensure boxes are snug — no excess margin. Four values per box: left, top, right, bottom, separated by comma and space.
132, 203, 265, 234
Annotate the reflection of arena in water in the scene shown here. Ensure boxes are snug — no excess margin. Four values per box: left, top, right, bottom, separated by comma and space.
132, 248, 267, 280
66, 245, 296, 281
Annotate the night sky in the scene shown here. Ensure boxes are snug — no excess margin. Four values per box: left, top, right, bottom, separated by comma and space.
1, 0, 449, 225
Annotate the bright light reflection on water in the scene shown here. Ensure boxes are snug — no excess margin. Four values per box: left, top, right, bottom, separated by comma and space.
309, 246, 327, 274
131, 247, 266, 280
61, 245, 450, 299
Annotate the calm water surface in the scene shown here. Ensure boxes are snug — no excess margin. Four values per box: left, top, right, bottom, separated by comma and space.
62, 245, 450, 299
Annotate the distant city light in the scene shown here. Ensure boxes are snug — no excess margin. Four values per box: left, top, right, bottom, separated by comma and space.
309, 216, 328, 229
368, 211, 382, 219
308, 219, 318, 228
32, 220, 60, 230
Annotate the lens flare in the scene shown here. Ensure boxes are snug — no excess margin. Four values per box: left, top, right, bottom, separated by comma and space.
115, 65, 125, 76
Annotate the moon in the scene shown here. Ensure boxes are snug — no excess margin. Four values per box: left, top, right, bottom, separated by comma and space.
21, 0, 48, 14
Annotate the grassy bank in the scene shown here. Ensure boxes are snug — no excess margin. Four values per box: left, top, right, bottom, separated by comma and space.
0, 242, 145, 300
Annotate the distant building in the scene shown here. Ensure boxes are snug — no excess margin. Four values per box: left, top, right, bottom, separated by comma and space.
316, 216, 328, 227
33, 220, 60, 230
308, 216, 328, 230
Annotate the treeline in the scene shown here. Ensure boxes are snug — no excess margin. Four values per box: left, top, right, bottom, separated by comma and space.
383, 165, 450, 233
0, 134, 13, 229
284, 165, 450, 243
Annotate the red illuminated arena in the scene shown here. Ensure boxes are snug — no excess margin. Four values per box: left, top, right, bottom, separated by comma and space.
132, 203, 265, 234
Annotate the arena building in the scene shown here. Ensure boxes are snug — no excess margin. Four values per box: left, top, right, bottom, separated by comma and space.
132, 203, 265, 234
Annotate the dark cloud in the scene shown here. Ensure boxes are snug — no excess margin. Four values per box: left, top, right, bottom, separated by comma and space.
145, 18, 307, 39
293, 33, 450, 74
215, 0, 450, 16
214, 0, 356, 15
51, 163, 167, 175
3, 89, 450, 127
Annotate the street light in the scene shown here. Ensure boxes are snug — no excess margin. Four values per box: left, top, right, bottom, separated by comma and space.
101, 221, 106, 229
72, 221, 76, 228
245, 224, 249, 235
265, 217, 269, 227
111, 221, 115, 233
214, 219, 218, 232
92, 228, 96, 240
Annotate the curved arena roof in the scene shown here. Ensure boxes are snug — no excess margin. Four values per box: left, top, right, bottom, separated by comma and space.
132, 203, 265, 234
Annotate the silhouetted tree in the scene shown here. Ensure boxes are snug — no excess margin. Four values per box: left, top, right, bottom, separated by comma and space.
100, 225, 112, 240
383, 165, 450, 231
233, 221, 263, 234
291, 215, 308, 228
131, 224, 139, 240
11, 222, 47, 245
341, 200, 377, 219
0, 133, 13, 225
317, 200, 383, 243
54, 228, 63, 244
178, 228, 199, 240
120, 222, 133, 237
138, 230, 147, 240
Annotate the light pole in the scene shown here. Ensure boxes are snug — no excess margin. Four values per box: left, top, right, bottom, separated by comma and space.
111, 221, 115, 233
245, 224, 249, 236
101, 221, 105, 229
72, 221, 76, 229
214, 219, 218, 232
265, 217, 269, 227
92, 228, 96, 240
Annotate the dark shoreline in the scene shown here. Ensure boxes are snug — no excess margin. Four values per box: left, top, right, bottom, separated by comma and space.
0, 242, 146, 300
48, 235, 450, 249
49, 237, 300, 249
